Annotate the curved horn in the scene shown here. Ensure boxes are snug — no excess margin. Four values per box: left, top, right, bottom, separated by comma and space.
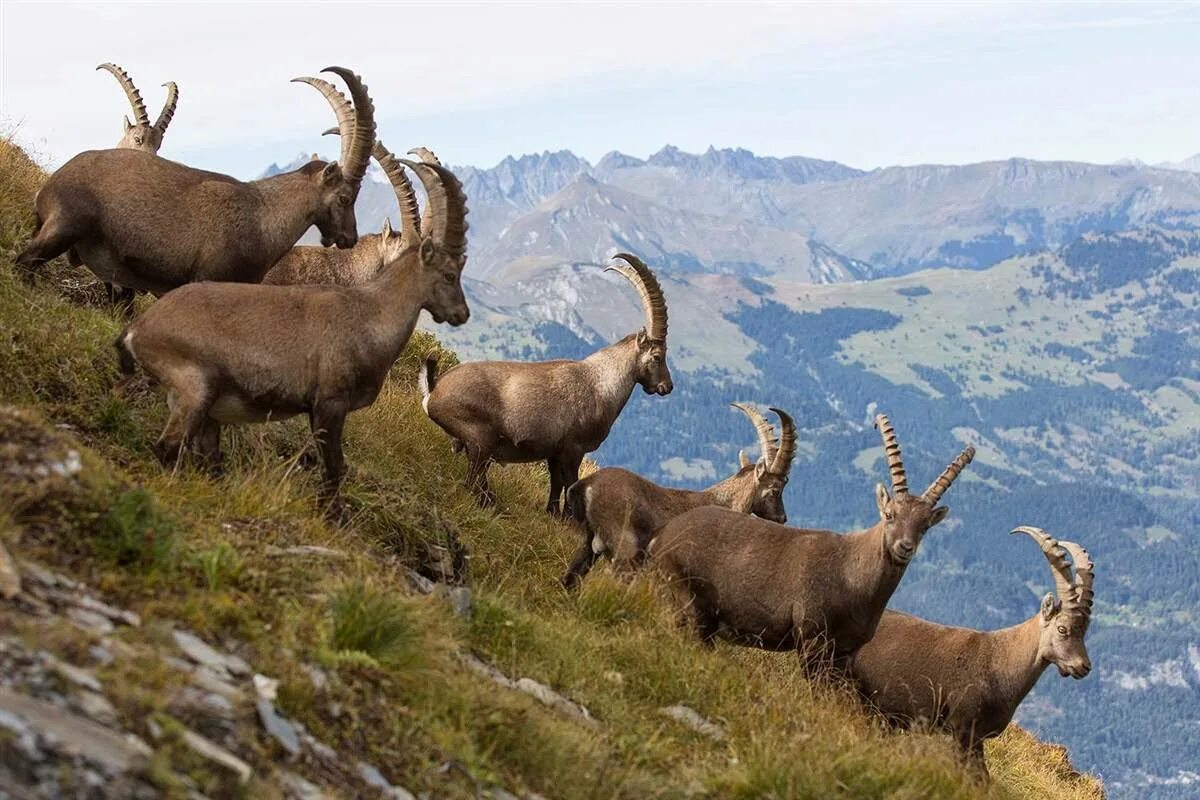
373, 142, 421, 245
606, 253, 668, 341
873, 414, 908, 495
321, 67, 375, 186
398, 159, 469, 264
1012, 526, 1075, 605
731, 403, 778, 464
408, 147, 445, 235
292, 76, 355, 164
97, 63, 149, 126
922, 445, 976, 505
154, 81, 178, 133
768, 408, 797, 476
1059, 540, 1094, 617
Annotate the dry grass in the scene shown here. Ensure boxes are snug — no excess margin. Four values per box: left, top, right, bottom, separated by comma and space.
0, 137, 1105, 799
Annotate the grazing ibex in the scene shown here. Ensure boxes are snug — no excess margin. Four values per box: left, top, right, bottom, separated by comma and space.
561, 404, 797, 590
97, 63, 178, 154
650, 414, 974, 668
89, 64, 181, 310
16, 67, 375, 297
113, 143, 470, 509
848, 526, 1094, 771
420, 253, 672, 513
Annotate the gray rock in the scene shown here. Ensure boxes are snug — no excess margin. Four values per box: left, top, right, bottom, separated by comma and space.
404, 569, 436, 595
73, 593, 141, 627
266, 545, 348, 560
67, 606, 115, 636
173, 630, 249, 678
178, 726, 253, 784
0, 540, 20, 599
75, 690, 119, 725
0, 706, 44, 762
357, 761, 416, 800
442, 585, 473, 618
172, 686, 235, 720
17, 559, 69, 589
279, 769, 328, 799
457, 652, 514, 689
89, 643, 116, 667
46, 653, 103, 692
0, 686, 152, 774
253, 673, 279, 701
257, 698, 301, 757
301, 663, 328, 691
186, 665, 246, 705
514, 678, 600, 730
659, 704, 726, 741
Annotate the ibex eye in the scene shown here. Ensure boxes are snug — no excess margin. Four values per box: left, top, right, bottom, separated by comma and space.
1057, 625, 1068, 635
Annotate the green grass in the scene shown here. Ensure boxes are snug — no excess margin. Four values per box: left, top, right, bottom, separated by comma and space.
0, 138, 1105, 800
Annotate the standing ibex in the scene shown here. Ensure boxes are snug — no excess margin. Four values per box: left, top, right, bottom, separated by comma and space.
113, 142, 470, 510
16, 67, 375, 296
561, 404, 797, 590
650, 414, 974, 668
419, 253, 672, 513
90, 64, 181, 310
848, 526, 1094, 771
97, 63, 178, 154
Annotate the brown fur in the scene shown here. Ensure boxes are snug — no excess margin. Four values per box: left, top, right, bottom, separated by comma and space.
263, 232, 389, 286
847, 533, 1093, 770
116, 162, 469, 511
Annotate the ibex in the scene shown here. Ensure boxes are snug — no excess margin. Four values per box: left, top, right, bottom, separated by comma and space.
16, 67, 375, 297
561, 404, 797, 590
113, 142, 470, 509
650, 414, 974, 669
419, 253, 672, 513
848, 526, 1094, 771
97, 63, 178, 154
89, 64, 181, 309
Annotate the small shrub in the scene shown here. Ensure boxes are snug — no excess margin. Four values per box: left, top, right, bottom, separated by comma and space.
97, 488, 179, 573
193, 541, 242, 592
329, 581, 420, 668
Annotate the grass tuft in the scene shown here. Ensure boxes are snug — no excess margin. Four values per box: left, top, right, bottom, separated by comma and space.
328, 580, 423, 669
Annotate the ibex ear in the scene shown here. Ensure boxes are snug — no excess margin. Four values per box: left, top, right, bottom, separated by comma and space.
380, 217, 393, 244
636, 328, 650, 349
928, 506, 950, 527
123, 116, 133, 132
320, 162, 340, 185
419, 235, 437, 265
754, 459, 768, 481
1040, 592, 1061, 621
738, 449, 751, 469
875, 482, 890, 515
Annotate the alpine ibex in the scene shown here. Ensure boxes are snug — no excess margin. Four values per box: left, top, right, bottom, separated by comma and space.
90, 64, 181, 310
16, 67, 375, 296
848, 526, 1094, 771
113, 143, 470, 510
97, 63, 178, 154
650, 414, 974, 668
561, 404, 797, 590
419, 253, 672, 513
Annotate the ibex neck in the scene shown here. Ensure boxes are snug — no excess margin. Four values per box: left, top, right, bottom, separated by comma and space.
582, 335, 640, 423
252, 170, 325, 266
705, 471, 753, 512
363, 253, 425, 362
989, 615, 1048, 710
844, 520, 907, 605
345, 234, 385, 284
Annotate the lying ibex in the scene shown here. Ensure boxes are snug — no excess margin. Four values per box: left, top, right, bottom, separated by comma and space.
561, 404, 797, 590
848, 526, 1094, 771
113, 142, 470, 509
650, 414, 974, 668
420, 253, 672, 513
97, 63, 178, 154
89, 64, 181, 310
16, 67, 375, 296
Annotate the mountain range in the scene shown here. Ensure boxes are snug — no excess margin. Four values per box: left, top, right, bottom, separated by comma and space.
264, 144, 1200, 798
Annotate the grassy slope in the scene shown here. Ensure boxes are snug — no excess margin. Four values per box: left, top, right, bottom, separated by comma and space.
0, 138, 1103, 799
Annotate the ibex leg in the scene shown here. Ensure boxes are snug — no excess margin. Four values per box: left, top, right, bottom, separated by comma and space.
155, 378, 213, 469
561, 540, 600, 590
545, 455, 565, 516
195, 417, 223, 476
464, 443, 496, 507
310, 403, 348, 514
15, 212, 81, 275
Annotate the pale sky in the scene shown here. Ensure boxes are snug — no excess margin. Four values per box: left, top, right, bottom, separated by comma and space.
2, 1, 1198, 178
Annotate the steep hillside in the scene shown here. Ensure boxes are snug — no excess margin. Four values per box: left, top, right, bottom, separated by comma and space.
0, 139, 1105, 799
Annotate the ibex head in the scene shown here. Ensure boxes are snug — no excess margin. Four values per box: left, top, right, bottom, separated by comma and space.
732, 404, 797, 523
97, 64, 177, 154
396, 154, 470, 326
872, 414, 975, 565
291, 67, 377, 250
606, 253, 672, 396
1013, 526, 1094, 678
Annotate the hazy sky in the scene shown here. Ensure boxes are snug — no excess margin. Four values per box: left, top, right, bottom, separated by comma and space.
2, 2, 1198, 178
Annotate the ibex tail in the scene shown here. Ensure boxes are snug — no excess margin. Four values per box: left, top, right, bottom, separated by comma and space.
418, 350, 439, 414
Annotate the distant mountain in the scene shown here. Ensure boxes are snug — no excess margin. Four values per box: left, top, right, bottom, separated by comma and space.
1158, 153, 1200, 173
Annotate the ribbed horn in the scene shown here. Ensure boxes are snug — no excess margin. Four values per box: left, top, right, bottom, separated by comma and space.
326, 130, 423, 244
398, 159, 469, 265
292, 76, 355, 164
321, 67, 375, 187
922, 446, 975, 505
408, 148, 445, 235
1012, 526, 1075, 606
769, 408, 797, 476
1059, 540, 1094, 618
731, 403, 778, 464
606, 253, 668, 342
873, 414, 908, 495
97, 63, 149, 126
154, 81, 178, 133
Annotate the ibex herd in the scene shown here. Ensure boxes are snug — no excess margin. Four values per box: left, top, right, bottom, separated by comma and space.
15, 62, 1096, 777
